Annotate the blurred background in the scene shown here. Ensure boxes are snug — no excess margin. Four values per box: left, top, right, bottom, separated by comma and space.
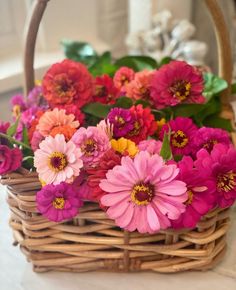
0, 0, 236, 121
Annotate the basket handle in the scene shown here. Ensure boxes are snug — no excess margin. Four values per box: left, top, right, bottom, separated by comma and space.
23, 0, 232, 104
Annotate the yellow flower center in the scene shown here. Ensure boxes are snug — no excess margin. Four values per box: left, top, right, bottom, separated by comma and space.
53, 197, 65, 209
81, 139, 97, 156
170, 81, 191, 101
115, 116, 125, 125
12, 105, 21, 118
217, 171, 236, 192
48, 152, 67, 172
185, 190, 194, 205
172, 130, 188, 148
131, 183, 155, 206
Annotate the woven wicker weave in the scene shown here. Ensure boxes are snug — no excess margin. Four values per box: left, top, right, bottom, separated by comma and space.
1, 0, 235, 273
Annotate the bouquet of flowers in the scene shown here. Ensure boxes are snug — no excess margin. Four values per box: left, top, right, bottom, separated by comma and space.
1, 54, 236, 234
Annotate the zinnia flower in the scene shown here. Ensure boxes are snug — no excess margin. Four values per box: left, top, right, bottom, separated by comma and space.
150, 60, 205, 109
50, 125, 76, 141
37, 108, 79, 137
138, 139, 162, 155
126, 70, 154, 101
56, 103, 85, 125
193, 127, 230, 155
34, 134, 83, 185
107, 108, 134, 138
111, 137, 138, 157
113, 66, 135, 93
195, 144, 236, 208
0, 145, 22, 175
36, 182, 83, 222
160, 117, 198, 155
0, 121, 10, 145
125, 105, 157, 144
97, 119, 113, 140
100, 151, 187, 233
42, 59, 94, 108
11, 94, 26, 118
72, 126, 111, 166
30, 131, 44, 151
87, 149, 121, 202
93, 74, 118, 104
172, 156, 216, 229
28, 110, 44, 141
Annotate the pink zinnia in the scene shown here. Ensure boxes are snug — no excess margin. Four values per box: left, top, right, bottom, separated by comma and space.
195, 144, 236, 208
172, 156, 216, 229
126, 70, 154, 101
34, 134, 83, 185
36, 182, 83, 222
100, 151, 187, 234
113, 66, 135, 93
0, 145, 22, 175
193, 127, 231, 155
138, 139, 162, 155
160, 117, 198, 155
72, 126, 111, 166
150, 60, 205, 109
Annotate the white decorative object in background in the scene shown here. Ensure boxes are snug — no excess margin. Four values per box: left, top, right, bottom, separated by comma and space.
126, 9, 208, 66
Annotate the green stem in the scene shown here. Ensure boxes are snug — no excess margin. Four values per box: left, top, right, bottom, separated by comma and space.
0, 132, 32, 150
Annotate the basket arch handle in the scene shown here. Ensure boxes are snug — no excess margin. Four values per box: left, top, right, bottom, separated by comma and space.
23, 0, 232, 104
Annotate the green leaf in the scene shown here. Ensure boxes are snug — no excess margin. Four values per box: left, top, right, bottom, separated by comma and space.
22, 126, 29, 145
203, 115, 233, 132
203, 73, 228, 101
82, 102, 111, 118
135, 99, 151, 108
158, 56, 172, 68
6, 117, 20, 137
114, 55, 158, 71
231, 82, 236, 94
195, 97, 221, 123
22, 156, 34, 170
61, 40, 98, 66
113, 97, 133, 109
160, 132, 172, 161
172, 104, 206, 118
89, 51, 117, 76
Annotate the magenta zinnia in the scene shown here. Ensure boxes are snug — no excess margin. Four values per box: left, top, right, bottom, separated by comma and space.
100, 151, 187, 233
150, 60, 205, 109
34, 134, 83, 185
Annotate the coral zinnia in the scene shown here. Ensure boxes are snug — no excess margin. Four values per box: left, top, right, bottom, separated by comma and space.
100, 151, 187, 233
160, 117, 198, 155
36, 182, 83, 222
42, 59, 93, 108
125, 105, 157, 144
37, 108, 79, 137
87, 149, 121, 202
126, 70, 154, 101
113, 66, 135, 93
72, 126, 111, 166
34, 134, 83, 185
56, 104, 85, 126
50, 125, 76, 141
93, 74, 118, 104
172, 156, 216, 229
107, 108, 134, 138
195, 144, 236, 208
150, 60, 205, 109
193, 127, 230, 155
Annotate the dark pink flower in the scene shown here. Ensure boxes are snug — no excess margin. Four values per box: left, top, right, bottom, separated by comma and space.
172, 156, 216, 229
0, 121, 10, 145
195, 144, 236, 208
160, 117, 198, 155
150, 60, 205, 109
0, 145, 22, 175
36, 182, 83, 222
193, 127, 231, 155
113, 66, 135, 94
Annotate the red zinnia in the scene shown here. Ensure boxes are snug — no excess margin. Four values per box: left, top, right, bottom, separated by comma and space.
87, 149, 121, 202
93, 74, 119, 104
125, 104, 157, 144
42, 59, 94, 108
150, 60, 205, 109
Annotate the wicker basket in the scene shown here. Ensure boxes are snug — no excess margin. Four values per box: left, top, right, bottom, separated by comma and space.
1, 0, 235, 273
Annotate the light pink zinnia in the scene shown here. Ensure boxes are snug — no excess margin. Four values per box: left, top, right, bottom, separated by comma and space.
138, 139, 162, 155
100, 151, 187, 234
126, 70, 154, 101
72, 126, 111, 166
37, 108, 79, 137
34, 134, 83, 185
150, 60, 205, 109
